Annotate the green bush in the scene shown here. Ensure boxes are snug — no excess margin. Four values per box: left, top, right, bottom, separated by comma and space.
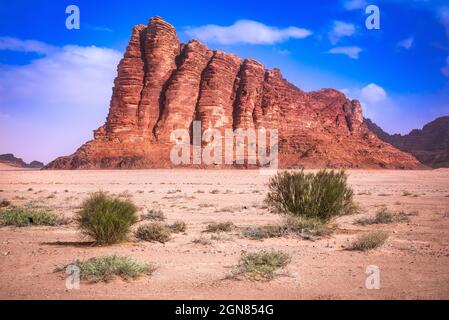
69, 255, 154, 282
348, 231, 389, 251
266, 170, 354, 222
355, 208, 410, 225
76, 192, 137, 245
0, 208, 59, 227
135, 223, 171, 243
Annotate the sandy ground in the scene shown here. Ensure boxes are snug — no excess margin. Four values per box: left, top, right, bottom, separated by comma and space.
0, 169, 448, 300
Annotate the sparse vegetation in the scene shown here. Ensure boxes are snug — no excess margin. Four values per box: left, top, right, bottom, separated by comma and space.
199, 203, 214, 208
135, 223, 171, 243
355, 208, 410, 225
348, 231, 389, 251
192, 236, 212, 245
76, 192, 138, 245
242, 225, 284, 240
0, 199, 11, 208
168, 220, 187, 233
141, 209, 166, 221
0, 207, 60, 227
67, 255, 154, 282
205, 221, 234, 233
266, 170, 354, 222
283, 216, 332, 239
233, 250, 291, 280
210, 189, 220, 194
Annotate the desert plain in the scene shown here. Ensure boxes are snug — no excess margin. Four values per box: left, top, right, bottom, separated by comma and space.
0, 167, 448, 299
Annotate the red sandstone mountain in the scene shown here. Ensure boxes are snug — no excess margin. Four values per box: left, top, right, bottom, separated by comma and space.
46, 17, 422, 169
365, 117, 449, 168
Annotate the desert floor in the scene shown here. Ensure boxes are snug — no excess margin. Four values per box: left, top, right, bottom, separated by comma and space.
0, 168, 448, 300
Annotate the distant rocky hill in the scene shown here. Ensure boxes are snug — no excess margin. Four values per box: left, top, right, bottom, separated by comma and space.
0, 154, 44, 169
46, 16, 422, 170
364, 117, 449, 168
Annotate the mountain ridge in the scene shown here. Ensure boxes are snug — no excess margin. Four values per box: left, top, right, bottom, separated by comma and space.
45, 16, 422, 170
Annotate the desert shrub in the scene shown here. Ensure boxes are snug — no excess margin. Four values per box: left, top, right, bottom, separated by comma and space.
76, 192, 138, 245
0, 208, 59, 227
141, 209, 166, 221
168, 220, 187, 233
205, 221, 234, 233
348, 231, 389, 251
0, 199, 11, 208
68, 255, 154, 282
242, 225, 285, 240
355, 208, 410, 225
192, 236, 212, 245
266, 170, 354, 222
234, 250, 291, 280
135, 223, 171, 243
283, 216, 332, 239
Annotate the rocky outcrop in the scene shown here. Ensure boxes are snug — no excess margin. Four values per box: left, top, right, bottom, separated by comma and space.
365, 117, 449, 168
46, 16, 423, 170
0, 154, 44, 169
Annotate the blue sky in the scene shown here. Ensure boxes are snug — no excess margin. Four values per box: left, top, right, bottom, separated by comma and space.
1, 0, 449, 163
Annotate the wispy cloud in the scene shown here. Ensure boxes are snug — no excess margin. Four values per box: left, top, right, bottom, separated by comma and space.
442, 55, 449, 77
343, 0, 367, 11
328, 46, 362, 59
0, 37, 122, 163
273, 48, 291, 55
89, 25, 114, 33
329, 21, 356, 44
185, 20, 312, 45
397, 36, 415, 50
438, 6, 449, 38
0, 37, 57, 55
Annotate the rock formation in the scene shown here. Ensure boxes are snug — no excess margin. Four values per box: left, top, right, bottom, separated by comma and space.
0, 154, 44, 169
46, 16, 423, 169
365, 117, 449, 168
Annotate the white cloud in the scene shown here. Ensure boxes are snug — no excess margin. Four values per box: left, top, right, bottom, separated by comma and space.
329, 21, 356, 44
328, 46, 362, 59
0, 37, 122, 163
442, 56, 449, 77
397, 36, 414, 50
0, 37, 57, 55
343, 0, 367, 10
185, 20, 312, 45
360, 83, 387, 104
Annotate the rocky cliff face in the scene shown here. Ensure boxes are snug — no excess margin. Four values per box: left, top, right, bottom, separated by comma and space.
365, 117, 449, 168
46, 17, 422, 169
0, 154, 44, 169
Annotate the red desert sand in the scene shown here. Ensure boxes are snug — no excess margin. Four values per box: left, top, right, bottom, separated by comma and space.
0, 169, 448, 299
